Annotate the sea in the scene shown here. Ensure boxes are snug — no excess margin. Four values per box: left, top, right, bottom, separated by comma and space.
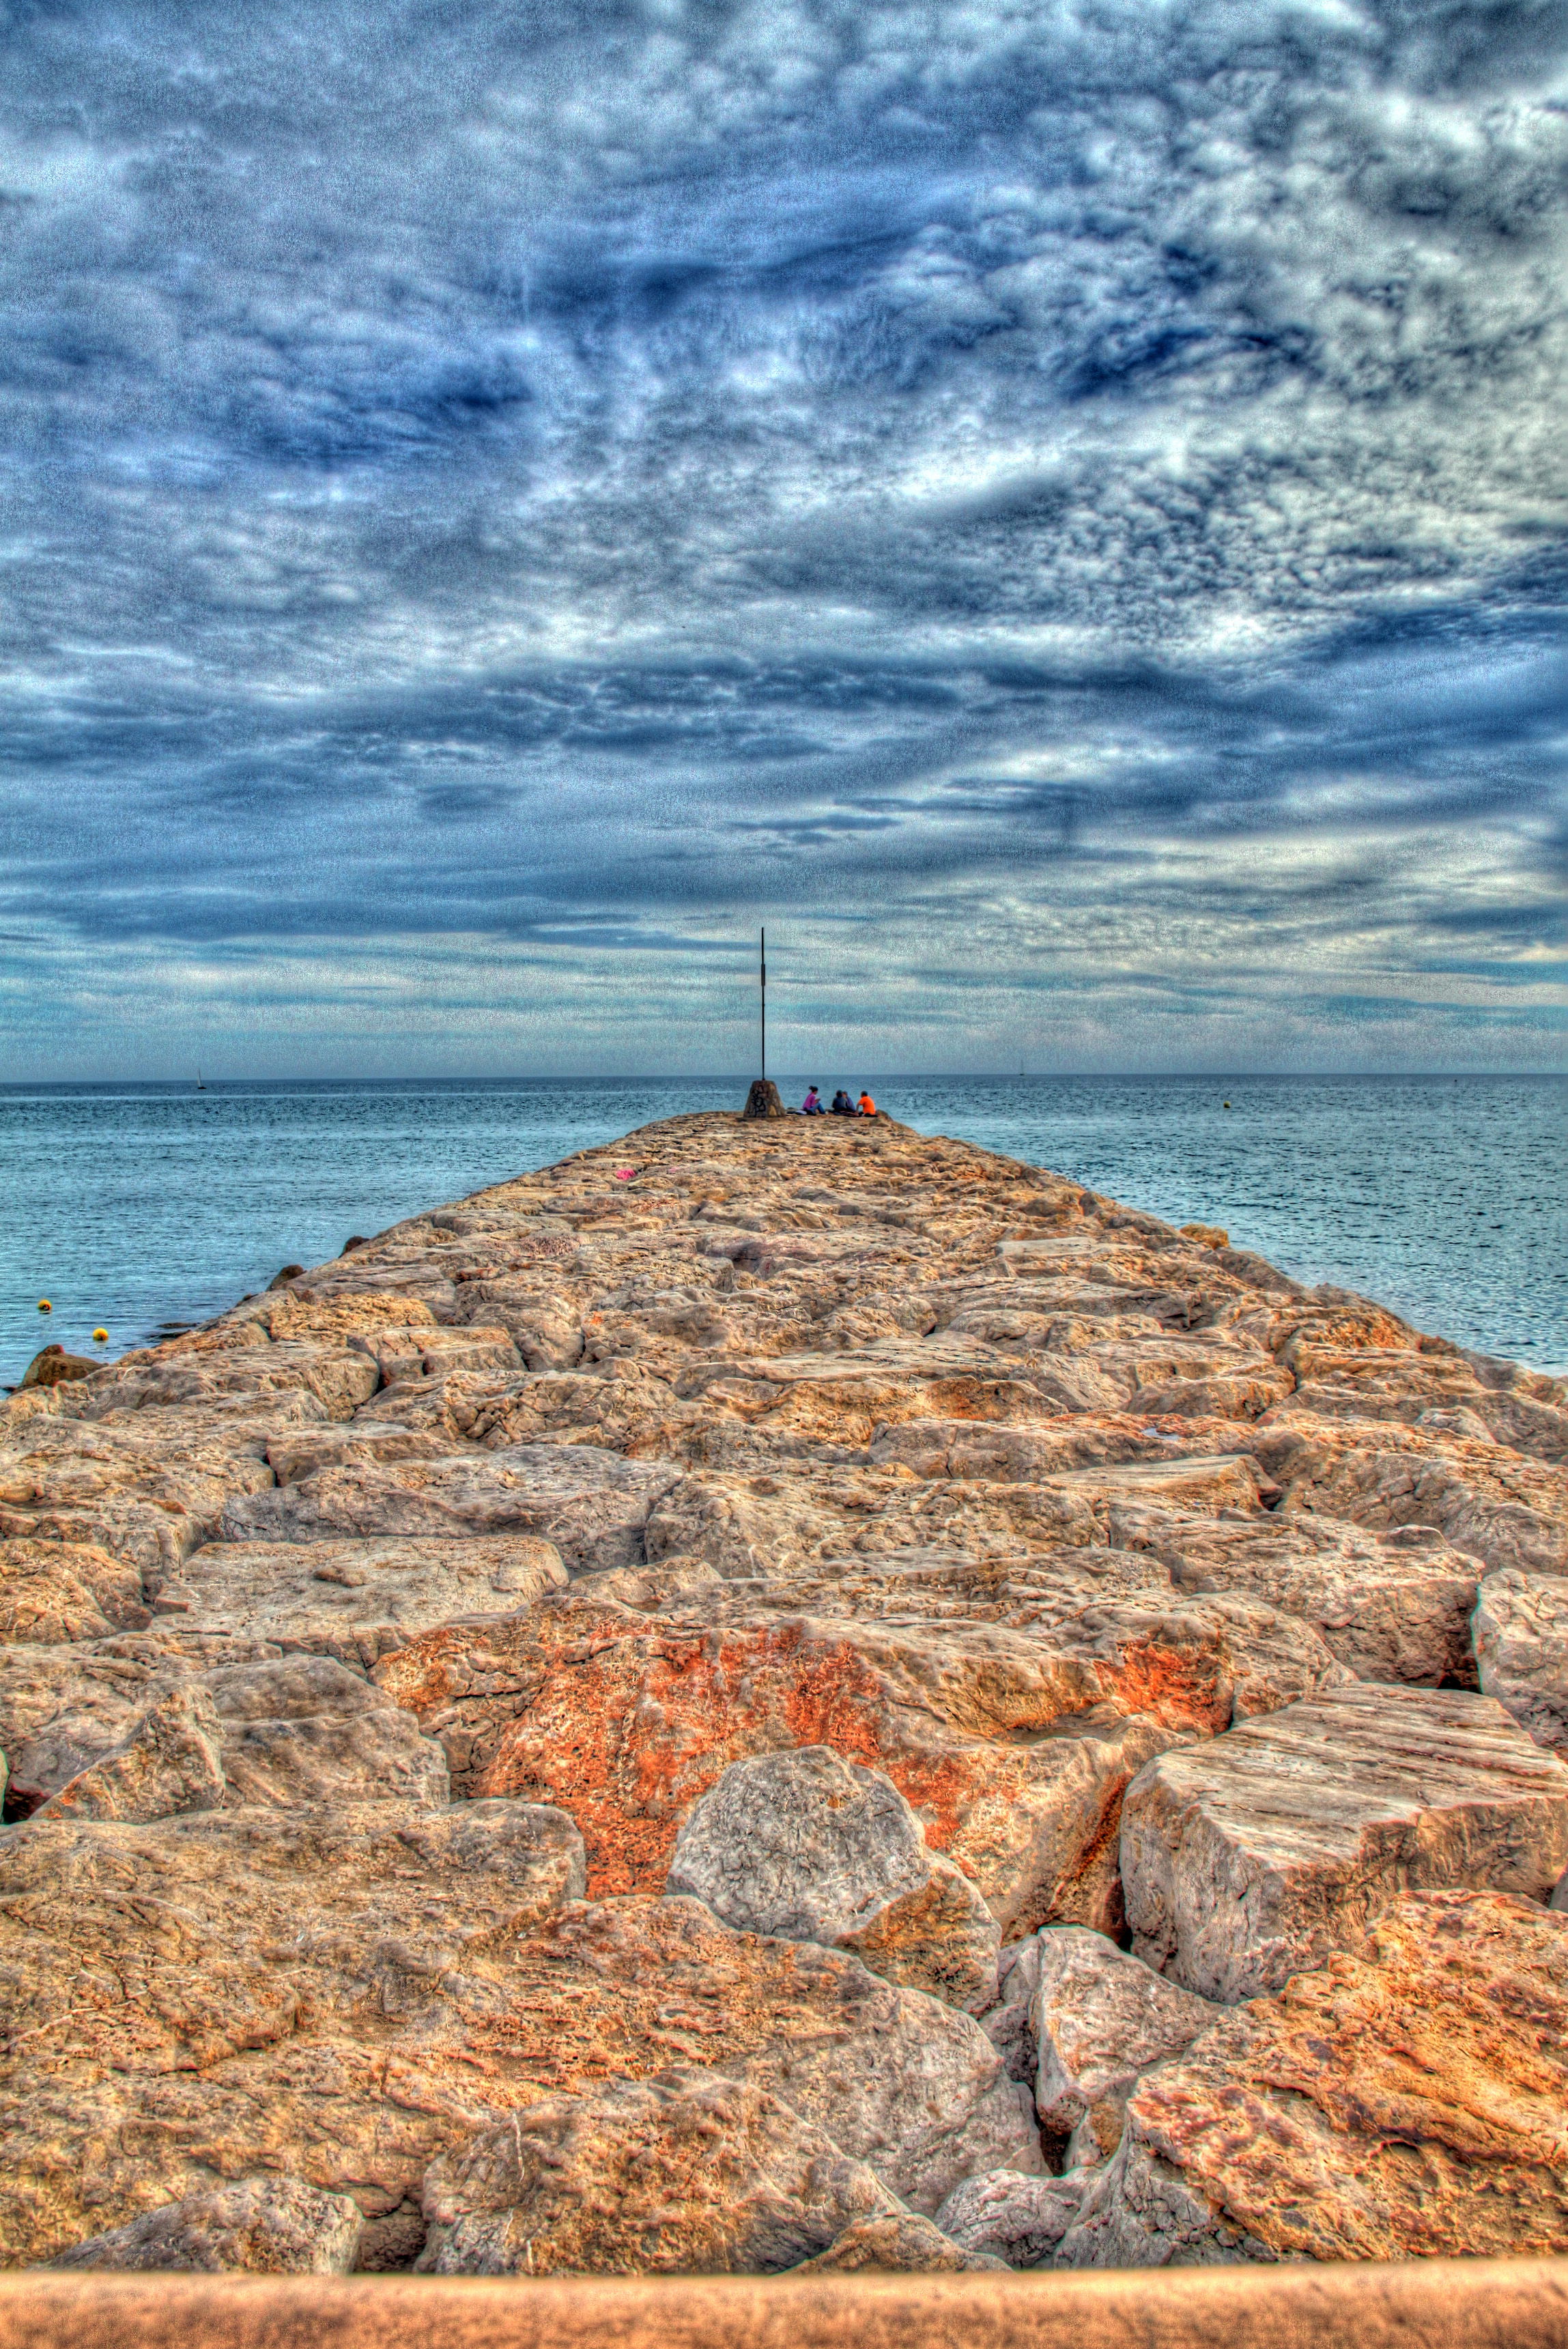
1, 1075, 1563, 1389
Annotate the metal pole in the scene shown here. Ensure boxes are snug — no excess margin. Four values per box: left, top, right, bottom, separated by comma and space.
760, 928, 767, 1080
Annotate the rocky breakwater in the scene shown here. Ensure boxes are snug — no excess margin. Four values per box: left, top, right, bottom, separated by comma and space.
1, 1107, 1567, 2277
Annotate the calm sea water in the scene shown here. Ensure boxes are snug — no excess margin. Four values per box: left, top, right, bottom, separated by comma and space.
1, 1076, 1563, 1388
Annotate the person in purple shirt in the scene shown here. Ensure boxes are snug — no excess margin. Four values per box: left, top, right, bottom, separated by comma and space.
801, 1086, 825, 1113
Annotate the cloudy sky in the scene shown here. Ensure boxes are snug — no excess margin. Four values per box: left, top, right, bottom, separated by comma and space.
3, 0, 1566, 1078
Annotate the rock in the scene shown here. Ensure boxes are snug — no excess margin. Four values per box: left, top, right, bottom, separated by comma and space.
268, 1266, 307, 1290
20, 1346, 98, 1389
743, 1081, 786, 1119
976, 1937, 1043, 2088
667, 1746, 1001, 2010
1121, 1683, 1568, 1999
1057, 1890, 1568, 2265
207, 1655, 451, 1809
1031, 1926, 1217, 2162
476, 1893, 1040, 2215
1255, 1421, 1568, 1579
0, 1629, 281, 1812
791, 2211, 1004, 2271
935, 2166, 1092, 2267
152, 1534, 568, 1667
375, 1597, 1178, 1935
219, 1443, 679, 1575
50, 2174, 362, 2273
418, 2066, 989, 2275
1178, 1226, 1229, 1251
1135, 1514, 1481, 1686
1474, 1568, 1568, 1752
38, 1680, 226, 1822
0, 1537, 149, 1645
0, 1799, 587, 2262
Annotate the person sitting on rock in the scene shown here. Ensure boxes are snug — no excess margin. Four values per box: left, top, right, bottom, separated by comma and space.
801, 1085, 825, 1114
857, 1090, 876, 1116
830, 1090, 855, 1115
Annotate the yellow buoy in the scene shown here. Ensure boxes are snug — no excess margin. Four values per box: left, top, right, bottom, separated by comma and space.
92, 1328, 109, 1343
37, 1299, 51, 1311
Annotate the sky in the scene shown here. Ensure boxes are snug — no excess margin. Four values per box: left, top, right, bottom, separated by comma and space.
2, 0, 1567, 1079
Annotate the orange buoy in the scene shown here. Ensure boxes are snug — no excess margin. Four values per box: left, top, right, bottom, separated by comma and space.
37, 1299, 51, 1312
92, 1328, 109, 1343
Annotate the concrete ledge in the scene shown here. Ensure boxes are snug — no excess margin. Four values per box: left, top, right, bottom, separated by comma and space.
3, 2263, 1568, 2349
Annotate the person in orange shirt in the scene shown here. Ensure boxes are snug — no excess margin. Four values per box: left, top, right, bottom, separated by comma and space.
857, 1090, 876, 1116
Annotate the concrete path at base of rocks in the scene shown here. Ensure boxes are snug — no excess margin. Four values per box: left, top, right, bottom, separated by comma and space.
1121, 1681, 1568, 1999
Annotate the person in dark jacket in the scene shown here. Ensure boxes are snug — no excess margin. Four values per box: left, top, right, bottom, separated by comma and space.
830, 1090, 855, 1115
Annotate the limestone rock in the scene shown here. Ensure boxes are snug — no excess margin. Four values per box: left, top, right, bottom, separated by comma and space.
418, 2066, 985, 2275
20, 1346, 98, 1389
0, 1799, 587, 2261
667, 1745, 1001, 2010
935, 2167, 1092, 2267
1121, 1683, 1568, 1999
1032, 1926, 1217, 2163
0, 1537, 149, 1645
208, 1655, 450, 1809
39, 1680, 226, 1822
50, 2174, 362, 2273
220, 1443, 679, 1574
1474, 1568, 1568, 1753
468, 1894, 1040, 2216
152, 1533, 568, 1667
1127, 1513, 1481, 1685
1056, 1890, 1568, 2264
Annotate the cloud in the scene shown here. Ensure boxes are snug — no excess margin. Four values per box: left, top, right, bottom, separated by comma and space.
0, 0, 1565, 1074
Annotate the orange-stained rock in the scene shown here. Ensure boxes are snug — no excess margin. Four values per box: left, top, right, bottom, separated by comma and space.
376, 1584, 1342, 1934
1058, 1890, 1568, 2264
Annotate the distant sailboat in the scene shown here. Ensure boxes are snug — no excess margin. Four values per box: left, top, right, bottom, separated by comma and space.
195, 1071, 207, 1092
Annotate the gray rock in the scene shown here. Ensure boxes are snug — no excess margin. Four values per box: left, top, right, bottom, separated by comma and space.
50, 2174, 363, 2273
1474, 1568, 1568, 1753
1122, 1683, 1568, 1999
666, 1746, 1001, 2011
976, 1937, 1043, 2087
935, 2165, 1094, 2267
38, 1681, 225, 1822
1032, 1926, 1217, 2163
418, 2065, 993, 2275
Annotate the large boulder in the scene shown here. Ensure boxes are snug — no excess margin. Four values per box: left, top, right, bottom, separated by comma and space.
220, 1444, 680, 1575
1121, 1683, 1568, 1999
1057, 1890, 1568, 2264
0, 1538, 149, 1645
152, 1533, 568, 1668
418, 2066, 998, 2275
0, 1799, 587, 2262
38, 1681, 226, 1823
935, 2167, 1092, 2268
1473, 1568, 1568, 1753
666, 1746, 1001, 2010
376, 1580, 1345, 1936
